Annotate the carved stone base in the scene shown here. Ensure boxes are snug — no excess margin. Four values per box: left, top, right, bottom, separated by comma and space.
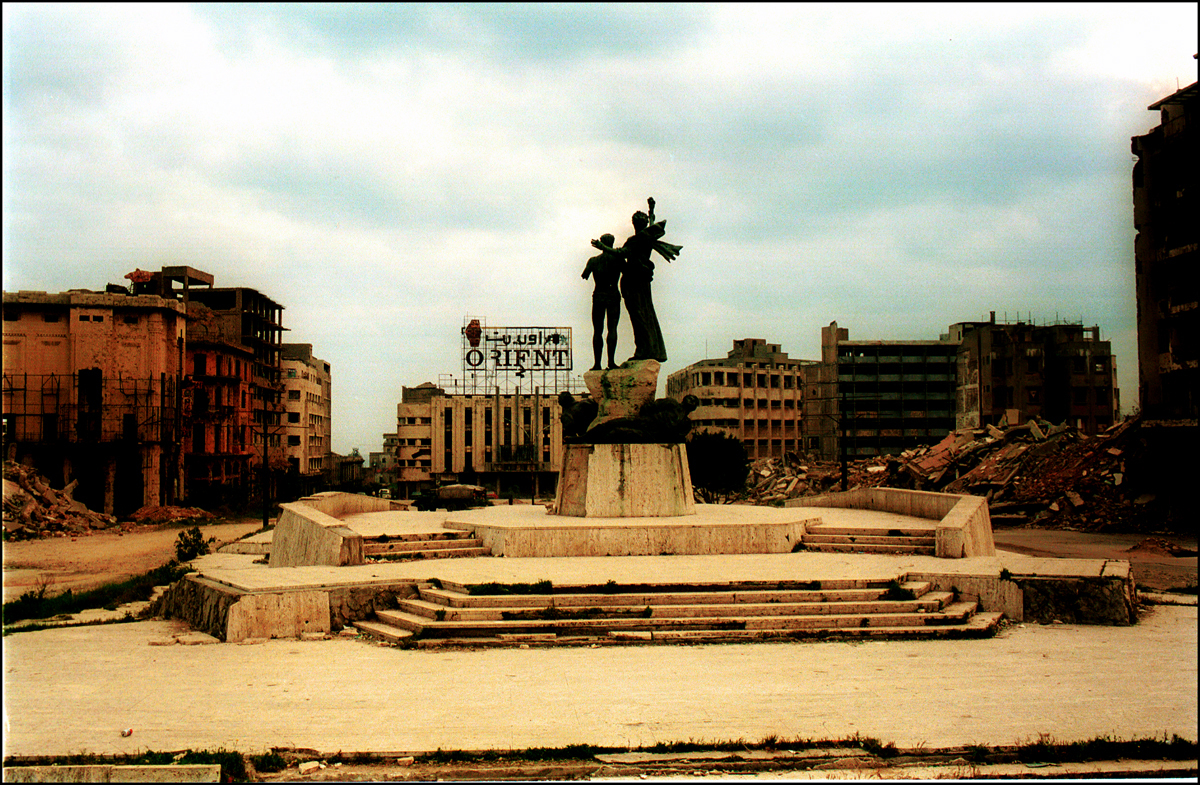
583, 359, 660, 432
552, 442, 695, 518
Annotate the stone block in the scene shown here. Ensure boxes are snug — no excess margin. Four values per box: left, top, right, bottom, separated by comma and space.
583, 359, 660, 429
553, 443, 694, 518
225, 591, 331, 642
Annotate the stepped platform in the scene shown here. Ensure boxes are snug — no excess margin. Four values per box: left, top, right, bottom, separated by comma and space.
162, 493, 1134, 644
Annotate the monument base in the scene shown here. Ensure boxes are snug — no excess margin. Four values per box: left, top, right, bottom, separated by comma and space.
583, 359, 660, 431
552, 442, 695, 518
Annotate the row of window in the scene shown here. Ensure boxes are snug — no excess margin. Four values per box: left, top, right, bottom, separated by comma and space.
689, 370, 800, 389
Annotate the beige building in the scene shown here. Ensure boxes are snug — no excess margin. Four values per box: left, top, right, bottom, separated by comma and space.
281, 343, 332, 494
665, 339, 815, 461
2, 289, 187, 514
396, 382, 567, 499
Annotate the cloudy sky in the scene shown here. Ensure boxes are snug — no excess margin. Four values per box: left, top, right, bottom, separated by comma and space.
3, 4, 1196, 455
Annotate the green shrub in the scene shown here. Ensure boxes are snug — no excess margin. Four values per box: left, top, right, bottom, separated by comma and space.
175, 526, 216, 562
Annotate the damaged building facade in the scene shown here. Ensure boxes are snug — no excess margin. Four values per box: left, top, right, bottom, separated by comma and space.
2, 289, 187, 515
665, 339, 814, 461
395, 382, 567, 499
798, 318, 1119, 462
1133, 80, 1198, 422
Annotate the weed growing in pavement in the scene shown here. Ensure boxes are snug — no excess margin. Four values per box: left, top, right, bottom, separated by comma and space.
174, 526, 216, 562
880, 579, 917, 602
467, 580, 553, 596
999, 568, 1014, 582
249, 751, 287, 773
2, 561, 188, 629
4, 749, 248, 781
1013, 732, 1197, 764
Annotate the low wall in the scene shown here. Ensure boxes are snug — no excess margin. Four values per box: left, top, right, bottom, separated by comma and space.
267, 492, 395, 568
789, 487, 995, 558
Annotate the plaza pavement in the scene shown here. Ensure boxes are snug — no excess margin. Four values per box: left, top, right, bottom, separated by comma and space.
2, 604, 1194, 759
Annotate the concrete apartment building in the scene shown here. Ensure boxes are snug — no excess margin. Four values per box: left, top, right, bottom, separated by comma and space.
2, 289, 187, 515
1133, 80, 1198, 422
665, 339, 815, 461
396, 382, 567, 499
805, 318, 1119, 462
133, 267, 288, 507
805, 322, 959, 461
951, 317, 1119, 433
281, 343, 332, 496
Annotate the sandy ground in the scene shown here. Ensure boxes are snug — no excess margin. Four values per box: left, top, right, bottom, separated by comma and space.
2, 520, 264, 603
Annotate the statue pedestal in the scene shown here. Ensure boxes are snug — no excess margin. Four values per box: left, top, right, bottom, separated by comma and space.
553, 442, 695, 518
583, 359, 660, 433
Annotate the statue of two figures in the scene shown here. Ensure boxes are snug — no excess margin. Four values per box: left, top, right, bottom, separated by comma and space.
566, 197, 693, 445
582, 196, 682, 369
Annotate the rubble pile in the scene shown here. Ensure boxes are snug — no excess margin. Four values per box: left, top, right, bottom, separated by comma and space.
742, 416, 1175, 533
130, 505, 213, 526
2, 461, 117, 539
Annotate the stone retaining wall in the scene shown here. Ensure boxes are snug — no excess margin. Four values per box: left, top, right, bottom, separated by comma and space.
268, 492, 403, 568
792, 488, 996, 558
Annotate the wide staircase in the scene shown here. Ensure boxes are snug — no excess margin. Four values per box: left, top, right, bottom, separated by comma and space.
362, 531, 489, 562
353, 576, 1002, 647
798, 525, 936, 556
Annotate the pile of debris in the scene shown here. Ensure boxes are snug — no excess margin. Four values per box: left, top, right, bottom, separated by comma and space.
743, 415, 1176, 533
129, 505, 213, 526
2, 461, 117, 539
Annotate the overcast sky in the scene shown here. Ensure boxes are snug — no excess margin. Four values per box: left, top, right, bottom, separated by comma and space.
3, 4, 1196, 455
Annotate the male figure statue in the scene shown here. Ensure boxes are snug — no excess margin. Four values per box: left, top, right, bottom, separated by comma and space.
592, 197, 682, 363
582, 233, 623, 370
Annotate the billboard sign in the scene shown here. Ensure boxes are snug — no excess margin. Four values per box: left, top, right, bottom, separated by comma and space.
460, 320, 575, 392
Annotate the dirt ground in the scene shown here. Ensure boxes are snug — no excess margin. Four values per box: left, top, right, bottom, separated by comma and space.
991, 526, 1197, 592
2, 519, 263, 603
2, 520, 1195, 605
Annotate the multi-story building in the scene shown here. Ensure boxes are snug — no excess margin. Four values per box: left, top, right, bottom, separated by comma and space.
134, 266, 287, 505
395, 382, 566, 499
2, 288, 187, 515
281, 343, 332, 496
1132, 80, 1198, 421
183, 298, 257, 508
805, 322, 958, 461
805, 318, 1120, 461
951, 316, 1119, 433
665, 339, 814, 461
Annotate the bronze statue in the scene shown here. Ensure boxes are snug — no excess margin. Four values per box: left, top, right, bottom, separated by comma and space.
582, 233, 623, 370
591, 197, 681, 364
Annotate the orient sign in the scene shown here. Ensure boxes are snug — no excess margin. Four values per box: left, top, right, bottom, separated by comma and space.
461, 326, 572, 378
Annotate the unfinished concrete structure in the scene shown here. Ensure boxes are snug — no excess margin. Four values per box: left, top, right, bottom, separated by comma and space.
2, 289, 187, 515
1133, 80, 1198, 422
281, 343, 333, 496
951, 316, 1119, 433
664, 339, 815, 460
395, 382, 567, 499
805, 322, 958, 461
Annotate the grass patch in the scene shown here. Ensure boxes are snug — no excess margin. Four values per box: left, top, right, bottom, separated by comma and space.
2, 561, 189, 628
467, 580, 553, 596
4, 749, 247, 781
1014, 733, 1196, 764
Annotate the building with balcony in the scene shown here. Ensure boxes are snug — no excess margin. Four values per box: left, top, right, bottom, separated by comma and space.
2, 289, 187, 515
951, 317, 1119, 433
281, 343, 332, 496
665, 339, 815, 461
1133, 80, 1198, 422
395, 382, 566, 499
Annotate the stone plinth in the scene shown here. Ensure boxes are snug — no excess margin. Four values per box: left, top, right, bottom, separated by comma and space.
583, 359, 660, 431
553, 442, 695, 518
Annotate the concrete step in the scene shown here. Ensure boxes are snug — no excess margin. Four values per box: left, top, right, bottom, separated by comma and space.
357, 609, 1003, 648
375, 599, 978, 639
362, 531, 477, 544
807, 525, 936, 538
370, 547, 489, 561
365, 538, 484, 555
399, 592, 955, 622
352, 620, 415, 643
418, 581, 934, 609
799, 542, 937, 555
435, 576, 922, 598
802, 534, 935, 547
